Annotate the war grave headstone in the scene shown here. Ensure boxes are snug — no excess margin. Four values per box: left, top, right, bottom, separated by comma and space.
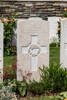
48, 17, 60, 43
17, 17, 49, 81
0, 20, 3, 82
61, 18, 67, 68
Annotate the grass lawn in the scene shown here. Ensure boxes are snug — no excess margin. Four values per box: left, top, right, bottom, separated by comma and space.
4, 56, 16, 67
50, 47, 60, 65
4, 46, 60, 67
23, 96, 59, 100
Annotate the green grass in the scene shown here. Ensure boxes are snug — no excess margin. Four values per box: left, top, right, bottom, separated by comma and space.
4, 46, 60, 67
26, 96, 59, 100
4, 56, 16, 67
50, 47, 60, 65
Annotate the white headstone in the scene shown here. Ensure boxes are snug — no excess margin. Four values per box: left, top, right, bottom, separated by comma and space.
61, 18, 67, 68
17, 17, 49, 81
0, 20, 3, 82
48, 17, 61, 43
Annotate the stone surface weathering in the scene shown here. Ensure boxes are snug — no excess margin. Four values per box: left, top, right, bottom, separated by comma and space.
61, 18, 67, 68
0, 20, 3, 82
17, 17, 49, 81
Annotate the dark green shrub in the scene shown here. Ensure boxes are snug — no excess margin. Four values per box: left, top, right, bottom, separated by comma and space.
27, 80, 44, 95
27, 64, 67, 95
40, 64, 67, 92
2, 16, 17, 56
10, 79, 27, 97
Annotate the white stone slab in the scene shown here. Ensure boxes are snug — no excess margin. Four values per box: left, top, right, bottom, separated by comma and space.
61, 18, 67, 68
48, 17, 61, 43
0, 20, 3, 82
12, 17, 61, 46
17, 17, 49, 81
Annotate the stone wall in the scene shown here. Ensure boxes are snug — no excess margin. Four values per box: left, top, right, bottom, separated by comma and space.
0, 0, 67, 18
